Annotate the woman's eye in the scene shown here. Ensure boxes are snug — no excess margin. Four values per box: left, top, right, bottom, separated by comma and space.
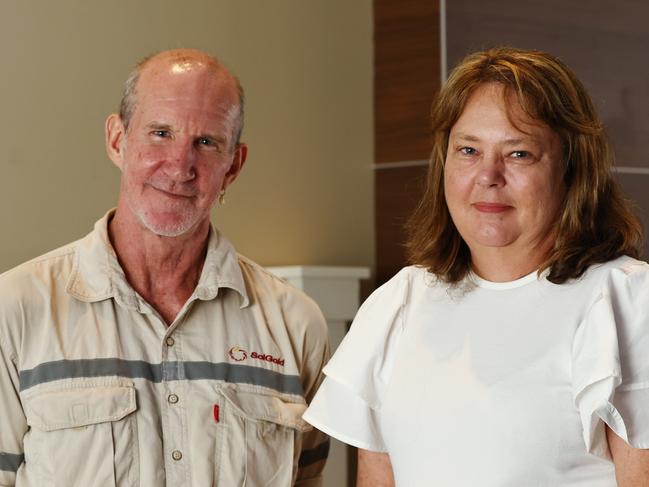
459, 147, 477, 155
511, 150, 530, 159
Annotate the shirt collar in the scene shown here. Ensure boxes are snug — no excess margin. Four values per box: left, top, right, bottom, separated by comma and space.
66, 210, 249, 309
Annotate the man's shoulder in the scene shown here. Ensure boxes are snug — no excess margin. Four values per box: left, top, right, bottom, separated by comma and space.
236, 254, 327, 327
0, 238, 82, 298
236, 253, 315, 302
236, 253, 280, 281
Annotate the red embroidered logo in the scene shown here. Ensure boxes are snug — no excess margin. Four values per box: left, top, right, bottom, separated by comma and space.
227, 346, 285, 366
250, 351, 285, 366
228, 346, 247, 361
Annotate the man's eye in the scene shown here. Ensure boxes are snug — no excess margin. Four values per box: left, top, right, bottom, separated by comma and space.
511, 150, 530, 158
197, 137, 213, 146
152, 130, 170, 138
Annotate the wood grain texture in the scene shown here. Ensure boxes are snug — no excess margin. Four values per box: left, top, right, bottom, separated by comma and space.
445, 0, 649, 169
374, 0, 440, 163
375, 165, 428, 285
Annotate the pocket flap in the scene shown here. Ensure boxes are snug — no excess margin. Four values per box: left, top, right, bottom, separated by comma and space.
219, 388, 311, 432
24, 384, 136, 431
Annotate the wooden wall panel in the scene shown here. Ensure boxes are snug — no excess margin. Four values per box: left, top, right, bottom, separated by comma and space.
374, 0, 439, 163
375, 165, 428, 284
446, 0, 649, 169
374, 0, 440, 285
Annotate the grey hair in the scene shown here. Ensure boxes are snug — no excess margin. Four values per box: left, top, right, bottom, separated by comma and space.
118, 51, 245, 148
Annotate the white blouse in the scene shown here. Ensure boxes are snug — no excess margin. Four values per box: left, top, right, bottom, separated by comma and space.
304, 256, 649, 486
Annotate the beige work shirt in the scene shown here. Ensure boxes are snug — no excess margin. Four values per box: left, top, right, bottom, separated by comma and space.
0, 212, 330, 486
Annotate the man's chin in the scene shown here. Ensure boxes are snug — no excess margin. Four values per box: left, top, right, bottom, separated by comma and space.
136, 211, 201, 238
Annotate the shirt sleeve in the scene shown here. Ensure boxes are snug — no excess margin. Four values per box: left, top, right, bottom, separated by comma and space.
303, 375, 387, 452
0, 333, 26, 486
303, 267, 412, 452
283, 289, 331, 486
572, 261, 649, 459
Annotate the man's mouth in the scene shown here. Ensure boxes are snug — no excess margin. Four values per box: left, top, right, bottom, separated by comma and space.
149, 184, 196, 198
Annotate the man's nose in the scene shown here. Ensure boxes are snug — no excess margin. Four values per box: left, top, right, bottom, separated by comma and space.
164, 140, 196, 181
476, 153, 505, 187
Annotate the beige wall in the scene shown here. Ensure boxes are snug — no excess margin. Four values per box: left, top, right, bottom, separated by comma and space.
0, 1, 374, 272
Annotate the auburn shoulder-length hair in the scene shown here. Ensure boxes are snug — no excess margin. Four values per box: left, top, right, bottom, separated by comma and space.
406, 47, 643, 284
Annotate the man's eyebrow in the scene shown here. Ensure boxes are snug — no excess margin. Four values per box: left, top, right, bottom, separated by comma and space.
145, 122, 173, 131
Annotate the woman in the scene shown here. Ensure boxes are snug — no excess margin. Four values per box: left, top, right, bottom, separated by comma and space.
303, 47, 649, 486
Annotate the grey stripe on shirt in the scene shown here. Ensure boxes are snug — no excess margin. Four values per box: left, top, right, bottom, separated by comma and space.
0, 452, 24, 472
19, 358, 303, 396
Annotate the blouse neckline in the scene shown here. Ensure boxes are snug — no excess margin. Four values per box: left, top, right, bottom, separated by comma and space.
469, 268, 543, 290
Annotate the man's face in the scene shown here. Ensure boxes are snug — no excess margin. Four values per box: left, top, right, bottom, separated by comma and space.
106, 61, 245, 237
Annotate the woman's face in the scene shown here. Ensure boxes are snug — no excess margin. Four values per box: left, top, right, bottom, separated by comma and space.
444, 83, 566, 274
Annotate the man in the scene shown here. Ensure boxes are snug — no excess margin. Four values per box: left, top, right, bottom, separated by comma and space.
0, 49, 330, 486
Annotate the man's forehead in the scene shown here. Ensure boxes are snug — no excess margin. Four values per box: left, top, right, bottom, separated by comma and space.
146, 48, 220, 71
122, 49, 242, 142
141, 57, 223, 84
132, 69, 240, 132
170, 60, 201, 74
138, 60, 236, 100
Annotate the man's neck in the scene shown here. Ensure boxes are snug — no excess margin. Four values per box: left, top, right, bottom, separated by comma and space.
108, 209, 210, 325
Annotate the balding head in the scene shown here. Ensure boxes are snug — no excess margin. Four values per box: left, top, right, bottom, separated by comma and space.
119, 49, 245, 147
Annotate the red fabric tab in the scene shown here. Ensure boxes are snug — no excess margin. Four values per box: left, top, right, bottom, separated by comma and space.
213, 404, 220, 423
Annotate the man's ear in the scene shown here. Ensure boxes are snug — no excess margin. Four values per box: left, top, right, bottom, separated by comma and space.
223, 143, 248, 189
105, 113, 127, 170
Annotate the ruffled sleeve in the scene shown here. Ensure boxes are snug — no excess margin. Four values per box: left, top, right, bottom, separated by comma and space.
572, 261, 649, 459
303, 267, 413, 451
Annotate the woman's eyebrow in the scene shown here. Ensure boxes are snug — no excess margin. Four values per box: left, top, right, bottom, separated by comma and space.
451, 132, 480, 142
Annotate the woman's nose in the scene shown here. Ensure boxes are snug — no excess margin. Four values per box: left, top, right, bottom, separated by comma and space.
476, 154, 505, 187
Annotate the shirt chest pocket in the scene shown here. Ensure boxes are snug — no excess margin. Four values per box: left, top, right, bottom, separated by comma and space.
23, 380, 139, 487
216, 387, 312, 487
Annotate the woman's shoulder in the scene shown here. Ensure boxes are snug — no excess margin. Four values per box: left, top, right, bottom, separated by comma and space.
577, 255, 649, 293
332, 266, 437, 368
374, 265, 436, 295
583, 255, 648, 276
572, 255, 649, 457
322, 267, 430, 409
381, 265, 429, 285
356, 266, 435, 319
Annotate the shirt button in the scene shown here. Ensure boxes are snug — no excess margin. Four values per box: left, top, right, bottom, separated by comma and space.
165, 336, 175, 347
168, 394, 179, 404
172, 450, 182, 461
